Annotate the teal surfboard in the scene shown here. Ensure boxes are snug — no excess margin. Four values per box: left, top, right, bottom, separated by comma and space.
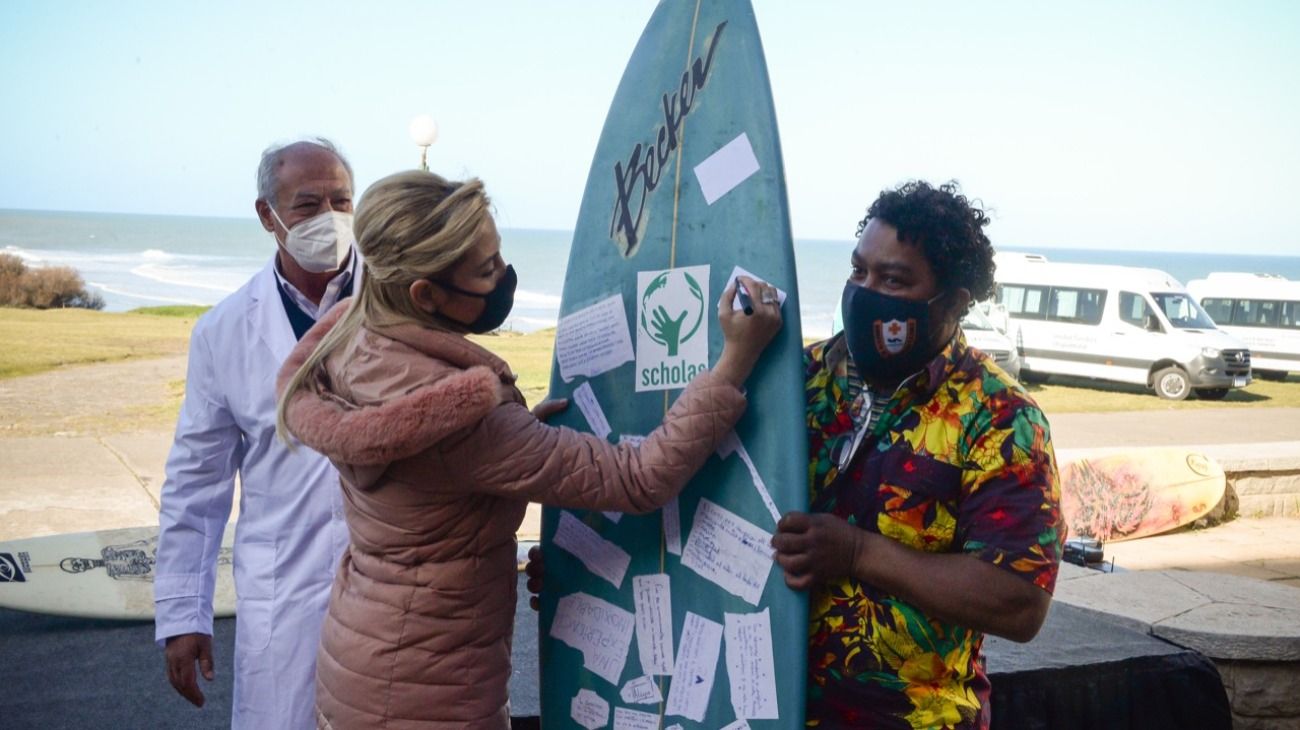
540, 1, 808, 726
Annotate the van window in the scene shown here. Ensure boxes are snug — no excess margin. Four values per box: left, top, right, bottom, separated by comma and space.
1119, 291, 1156, 328
1047, 287, 1106, 325
1282, 301, 1299, 329
1200, 297, 1234, 324
1152, 292, 1217, 329
1229, 298, 1281, 327
999, 284, 1048, 319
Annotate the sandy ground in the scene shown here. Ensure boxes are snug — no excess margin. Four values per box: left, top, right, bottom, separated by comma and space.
0, 355, 187, 437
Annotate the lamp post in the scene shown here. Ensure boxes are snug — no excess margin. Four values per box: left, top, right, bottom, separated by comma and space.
409, 115, 439, 171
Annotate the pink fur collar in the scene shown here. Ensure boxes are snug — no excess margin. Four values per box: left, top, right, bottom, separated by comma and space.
277, 302, 504, 466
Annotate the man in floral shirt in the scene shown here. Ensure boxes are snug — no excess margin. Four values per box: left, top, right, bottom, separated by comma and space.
772, 181, 1064, 729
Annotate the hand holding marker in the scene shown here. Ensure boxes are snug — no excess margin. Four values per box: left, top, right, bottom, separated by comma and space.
733, 273, 780, 316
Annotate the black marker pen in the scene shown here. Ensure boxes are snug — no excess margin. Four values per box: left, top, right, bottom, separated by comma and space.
735, 277, 754, 315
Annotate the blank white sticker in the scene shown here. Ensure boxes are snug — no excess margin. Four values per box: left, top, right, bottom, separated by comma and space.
693, 132, 761, 205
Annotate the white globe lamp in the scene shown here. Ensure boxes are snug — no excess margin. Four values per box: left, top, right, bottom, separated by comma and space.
408, 115, 439, 170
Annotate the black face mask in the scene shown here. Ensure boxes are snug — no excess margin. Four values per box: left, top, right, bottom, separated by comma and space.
841, 282, 945, 382
435, 264, 517, 334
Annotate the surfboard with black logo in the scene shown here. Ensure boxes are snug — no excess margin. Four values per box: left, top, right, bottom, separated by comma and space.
0, 525, 236, 620
538, 1, 807, 726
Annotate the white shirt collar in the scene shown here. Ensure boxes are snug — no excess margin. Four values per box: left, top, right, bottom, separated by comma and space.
273, 248, 358, 320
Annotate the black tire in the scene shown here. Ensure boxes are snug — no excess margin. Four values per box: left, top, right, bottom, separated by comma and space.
1257, 370, 1289, 382
1152, 366, 1191, 400
1196, 388, 1229, 401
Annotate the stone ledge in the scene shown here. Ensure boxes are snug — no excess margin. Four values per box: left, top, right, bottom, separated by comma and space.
1052, 570, 1300, 661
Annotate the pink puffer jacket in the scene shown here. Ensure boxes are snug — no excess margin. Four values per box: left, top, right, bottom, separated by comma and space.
277, 303, 747, 729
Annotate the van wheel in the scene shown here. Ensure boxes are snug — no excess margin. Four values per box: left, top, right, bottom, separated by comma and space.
1153, 367, 1191, 400
1257, 370, 1288, 382
1196, 388, 1229, 401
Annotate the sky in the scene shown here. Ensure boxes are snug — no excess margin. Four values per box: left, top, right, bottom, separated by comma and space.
2, 1, 1299, 254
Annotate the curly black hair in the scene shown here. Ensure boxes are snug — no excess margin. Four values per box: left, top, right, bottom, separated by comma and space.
856, 180, 996, 302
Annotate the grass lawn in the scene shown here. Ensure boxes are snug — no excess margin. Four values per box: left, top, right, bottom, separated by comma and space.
0, 307, 201, 379
1027, 372, 1300, 413
468, 328, 557, 405
4, 307, 1298, 413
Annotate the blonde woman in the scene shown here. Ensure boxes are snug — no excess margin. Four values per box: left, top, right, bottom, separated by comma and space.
276, 170, 782, 729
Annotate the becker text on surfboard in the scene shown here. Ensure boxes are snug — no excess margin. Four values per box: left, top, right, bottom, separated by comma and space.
608, 21, 727, 258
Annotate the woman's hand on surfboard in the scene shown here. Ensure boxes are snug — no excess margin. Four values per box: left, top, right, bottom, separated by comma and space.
713, 275, 783, 387
531, 398, 569, 423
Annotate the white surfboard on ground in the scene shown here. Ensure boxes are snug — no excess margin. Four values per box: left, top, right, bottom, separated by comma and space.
0, 525, 235, 620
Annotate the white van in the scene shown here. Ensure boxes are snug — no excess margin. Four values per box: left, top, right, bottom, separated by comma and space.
1187, 273, 1300, 381
993, 253, 1252, 400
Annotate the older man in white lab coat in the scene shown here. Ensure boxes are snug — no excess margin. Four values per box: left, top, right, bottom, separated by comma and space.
154, 137, 356, 728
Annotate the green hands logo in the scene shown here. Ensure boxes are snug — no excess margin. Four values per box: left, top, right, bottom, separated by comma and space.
640, 270, 704, 356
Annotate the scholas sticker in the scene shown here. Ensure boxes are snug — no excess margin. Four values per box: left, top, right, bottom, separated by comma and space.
636, 265, 710, 392
0, 553, 26, 583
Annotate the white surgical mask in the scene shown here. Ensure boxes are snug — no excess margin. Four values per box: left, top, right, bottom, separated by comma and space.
268, 207, 355, 273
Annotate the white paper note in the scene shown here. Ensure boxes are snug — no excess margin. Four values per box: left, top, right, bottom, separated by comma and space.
620, 675, 664, 705
556, 511, 631, 589
665, 612, 724, 722
681, 499, 774, 606
614, 707, 661, 730
693, 132, 761, 205
724, 609, 779, 720
633, 574, 674, 676
662, 497, 682, 556
720, 721, 752, 730
552, 592, 636, 685
574, 381, 613, 441
727, 265, 787, 313
556, 294, 636, 382
572, 688, 611, 730
666, 725, 684, 730
716, 431, 782, 525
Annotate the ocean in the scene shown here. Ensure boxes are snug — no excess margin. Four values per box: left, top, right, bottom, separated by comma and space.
4, 209, 1300, 340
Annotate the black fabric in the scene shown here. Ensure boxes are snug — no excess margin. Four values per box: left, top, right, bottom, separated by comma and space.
984, 602, 1232, 730
989, 652, 1230, 730
276, 272, 354, 341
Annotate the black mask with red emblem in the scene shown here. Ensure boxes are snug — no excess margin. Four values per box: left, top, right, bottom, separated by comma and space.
841, 282, 946, 382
